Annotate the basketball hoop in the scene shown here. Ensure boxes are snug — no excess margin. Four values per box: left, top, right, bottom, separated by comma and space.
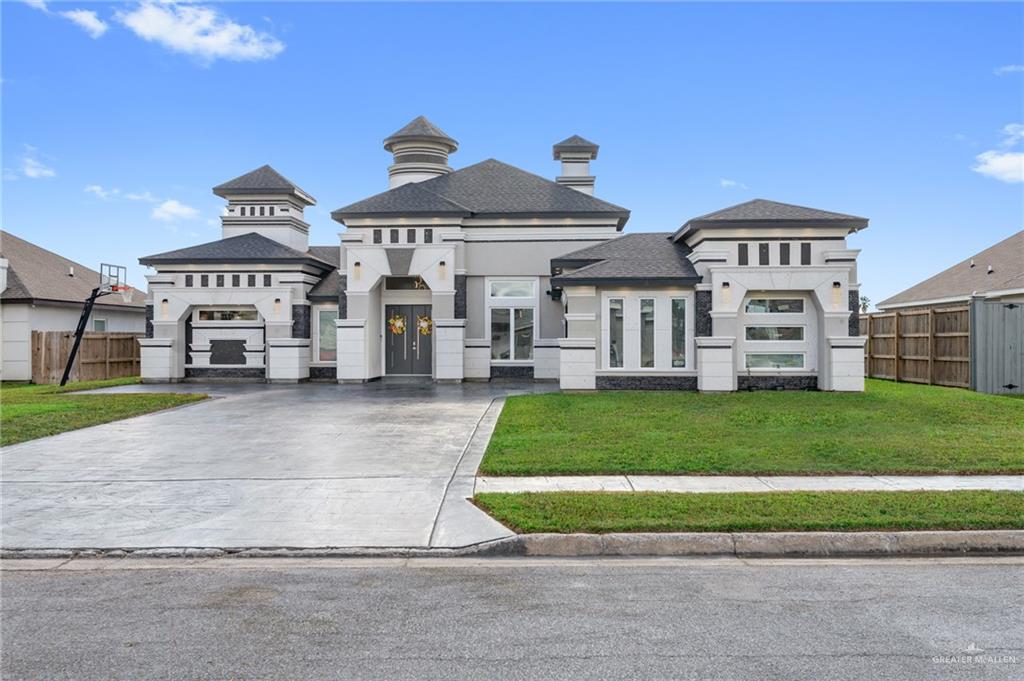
111, 284, 133, 304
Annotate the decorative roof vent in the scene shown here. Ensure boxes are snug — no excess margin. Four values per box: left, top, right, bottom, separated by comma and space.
553, 135, 599, 195
969, 258, 975, 268
987, 264, 994, 274
383, 116, 458, 188
68, 266, 74, 277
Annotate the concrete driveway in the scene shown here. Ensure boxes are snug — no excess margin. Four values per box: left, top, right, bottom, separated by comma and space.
1, 381, 551, 550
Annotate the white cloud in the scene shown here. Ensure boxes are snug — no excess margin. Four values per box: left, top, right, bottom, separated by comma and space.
84, 184, 119, 200
24, 1, 109, 39
994, 64, 1024, 75
719, 178, 747, 189
21, 146, 55, 179
60, 9, 108, 39
124, 190, 158, 203
152, 199, 199, 222
116, 1, 285, 64
972, 123, 1024, 184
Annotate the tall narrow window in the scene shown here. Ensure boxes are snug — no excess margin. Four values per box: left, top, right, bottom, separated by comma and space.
780, 242, 791, 265
184, 274, 194, 287
248, 274, 256, 287
407, 228, 416, 244
490, 308, 511, 360
759, 243, 769, 266
738, 243, 749, 266
424, 229, 433, 243
259, 206, 265, 216
231, 274, 240, 287
318, 308, 338, 362
390, 229, 399, 244
216, 274, 224, 287
373, 229, 382, 244
263, 274, 272, 287
671, 298, 686, 368
640, 298, 655, 368
269, 206, 275, 216
514, 309, 534, 361
800, 242, 811, 265
608, 299, 624, 368
200, 274, 209, 287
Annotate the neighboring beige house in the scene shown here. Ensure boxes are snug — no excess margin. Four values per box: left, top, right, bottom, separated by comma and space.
878, 230, 1024, 310
0, 231, 146, 381
138, 116, 869, 391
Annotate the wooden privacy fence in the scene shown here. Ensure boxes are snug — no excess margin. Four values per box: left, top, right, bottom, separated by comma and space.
863, 307, 971, 388
31, 331, 142, 384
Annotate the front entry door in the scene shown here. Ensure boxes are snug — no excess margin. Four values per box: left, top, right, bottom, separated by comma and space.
385, 304, 432, 375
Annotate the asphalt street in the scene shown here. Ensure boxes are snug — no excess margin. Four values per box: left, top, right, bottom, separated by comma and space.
2, 557, 1021, 680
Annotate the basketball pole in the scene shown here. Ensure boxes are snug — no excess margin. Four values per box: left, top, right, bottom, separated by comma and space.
59, 286, 114, 387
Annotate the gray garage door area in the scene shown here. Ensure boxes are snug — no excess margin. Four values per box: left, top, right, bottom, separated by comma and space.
1, 381, 549, 550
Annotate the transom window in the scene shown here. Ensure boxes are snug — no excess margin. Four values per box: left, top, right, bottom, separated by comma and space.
489, 280, 535, 298
197, 309, 259, 322
745, 326, 804, 341
745, 298, 804, 314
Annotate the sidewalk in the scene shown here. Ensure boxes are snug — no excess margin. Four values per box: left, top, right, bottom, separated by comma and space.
475, 474, 1024, 494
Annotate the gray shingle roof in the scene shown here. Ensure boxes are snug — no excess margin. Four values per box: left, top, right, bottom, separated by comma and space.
212, 165, 315, 204
553, 134, 599, 159
307, 245, 342, 301
383, 116, 458, 151
332, 159, 630, 228
878, 230, 1024, 308
139, 233, 332, 269
551, 233, 701, 286
674, 199, 868, 240
1, 230, 145, 308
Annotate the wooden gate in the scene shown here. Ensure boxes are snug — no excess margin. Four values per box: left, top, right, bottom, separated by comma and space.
971, 299, 1024, 395
863, 307, 970, 388
31, 331, 142, 384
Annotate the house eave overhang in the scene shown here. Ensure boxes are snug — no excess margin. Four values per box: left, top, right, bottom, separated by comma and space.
550, 275, 703, 288
212, 186, 316, 206
672, 218, 869, 242
138, 256, 334, 272
330, 208, 472, 223
0, 296, 145, 310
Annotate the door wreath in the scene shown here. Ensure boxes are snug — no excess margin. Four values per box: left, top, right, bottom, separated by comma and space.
416, 315, 433, 336
388, 314, 407, 335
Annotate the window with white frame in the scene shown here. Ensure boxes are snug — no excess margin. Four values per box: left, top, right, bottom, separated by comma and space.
487, 278, 537, 361
745, 353, 804, 369
745, 326, 804, 341
745, 298, 804, 314
93, 318, 107, 332
316, 308, 338, 362
603, 293, 694, 371
742, 294, 813, 372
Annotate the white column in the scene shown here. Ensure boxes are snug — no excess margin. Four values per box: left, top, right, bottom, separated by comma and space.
559, 338, 596, 390
533, 339, 561, 380
697, 337, 736, 392
434, 319, 465, 382
266, 338, 311, 383
336, 319, 369, 382
464, 340, 491, 380
824, 336, 867, 392
139, 337, 176, 383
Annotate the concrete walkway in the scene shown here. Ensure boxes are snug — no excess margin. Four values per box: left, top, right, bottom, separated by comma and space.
2, 381, 553, 551
475, 474, 1024, 494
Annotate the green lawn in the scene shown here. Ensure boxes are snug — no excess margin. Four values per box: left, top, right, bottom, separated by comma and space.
1, 378, 207, 446
475, 491, 1024, 533
480, 380, 1024, 476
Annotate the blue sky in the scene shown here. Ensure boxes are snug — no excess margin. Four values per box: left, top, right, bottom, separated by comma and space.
3, 1, 1022, 307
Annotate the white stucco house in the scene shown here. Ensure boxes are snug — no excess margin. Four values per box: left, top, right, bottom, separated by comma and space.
138, 116, 868, 391
1, 231, 146, 381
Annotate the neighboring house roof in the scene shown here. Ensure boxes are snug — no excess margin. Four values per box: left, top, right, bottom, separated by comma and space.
550, 232, 701, 287
0, 230, 145, 308
673, 199, 868, 240
552, 135, 599, 159
307, 245, 342, 301
212, 165, 316, 204
383, 115, 458, 151
139, 232, 333, 270
332, 159, 630, 228
878, 230, 1024, 309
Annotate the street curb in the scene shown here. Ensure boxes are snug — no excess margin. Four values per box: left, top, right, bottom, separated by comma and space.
3, 530, 1023, 559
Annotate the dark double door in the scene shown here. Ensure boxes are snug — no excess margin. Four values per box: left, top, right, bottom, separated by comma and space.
385, 305, 432, 375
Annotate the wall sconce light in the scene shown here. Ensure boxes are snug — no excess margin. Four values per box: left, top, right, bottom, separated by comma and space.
438, 260, 447, 280
273, 297, 282, 318
353, 261, 362, 281
160, 298, 169, 320
832, 282, 842, 308
721, 281, 732, 306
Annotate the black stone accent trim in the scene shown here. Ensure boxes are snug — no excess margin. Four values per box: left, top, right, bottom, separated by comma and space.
490, 365, 534, 379
848, 289, 860, 337
737, 375, 818, 391
144, 304, 153, 339
185, 367, 266, 379
455, 274, 467, 319
309, 366, 337, 380
338, 275, 348, 319
184, 316, 193, 365
596, 375, 698, 390
292, 304, 311, 339
696, 290, 712, 337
